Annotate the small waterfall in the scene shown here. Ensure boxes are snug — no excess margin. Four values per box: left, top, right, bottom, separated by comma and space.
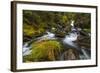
63, 20, 78, 48
62, 20, 90, 60
36, 31, 56, 41
45, 31, 55, 39
63, 33, 78, 48
23, 31, 56, 56
80, 47, 90, 59
23, 43, 28, 53
71, 20, 74, 27
23, 43, 32, 56
81, 49, 90, 59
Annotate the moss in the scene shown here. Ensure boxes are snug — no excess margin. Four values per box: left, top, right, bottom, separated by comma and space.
23, 40, 64, 62
83, 29, 91, 33
23, 23, 45, 37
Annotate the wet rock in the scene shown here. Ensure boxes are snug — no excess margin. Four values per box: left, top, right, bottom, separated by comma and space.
77, 35, 90, 48
62, 49, 79, 60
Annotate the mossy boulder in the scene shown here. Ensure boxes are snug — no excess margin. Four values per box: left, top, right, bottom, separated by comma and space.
23, 23, 45, 43
23, 40, 64, 62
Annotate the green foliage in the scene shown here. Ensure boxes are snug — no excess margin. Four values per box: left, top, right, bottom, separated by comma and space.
23, 10, 91, 42
23, 10, 91, 62
83, 29, 91, 33
23, 40, 64, 62
23, 23, 35, 37
23, 23, 45, 37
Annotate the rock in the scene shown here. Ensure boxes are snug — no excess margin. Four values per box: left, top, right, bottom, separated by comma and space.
77, 35, 90, 48
63, 49, 79, 60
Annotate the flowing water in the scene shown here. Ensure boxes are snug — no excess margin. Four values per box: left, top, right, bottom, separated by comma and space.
36, 31, 56, 41
23, 20, 91, 60
23, 43, 32, 56
23, 31, 56, 56
63, 32, 78, 48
